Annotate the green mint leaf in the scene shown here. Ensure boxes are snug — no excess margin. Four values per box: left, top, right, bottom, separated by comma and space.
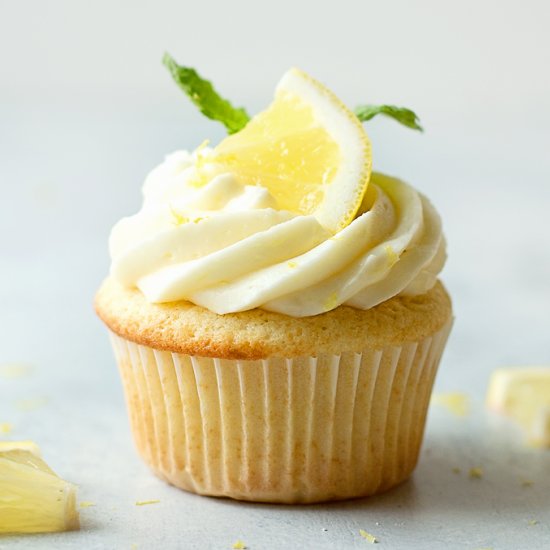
354, 104, 423, 132
163, 53, 250, 134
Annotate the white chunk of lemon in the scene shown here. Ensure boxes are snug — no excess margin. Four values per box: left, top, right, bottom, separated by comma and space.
486, 367, 550, 447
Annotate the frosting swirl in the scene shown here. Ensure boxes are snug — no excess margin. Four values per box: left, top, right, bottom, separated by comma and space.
109, 149, 445, 317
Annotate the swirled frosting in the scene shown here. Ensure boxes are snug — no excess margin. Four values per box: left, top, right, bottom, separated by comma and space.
109, 149, 446, 317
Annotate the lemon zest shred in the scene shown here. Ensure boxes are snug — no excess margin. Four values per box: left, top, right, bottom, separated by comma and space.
359, 529, 378, 543
0, 423, 13, 434
79, 501, 96, 508
170, 205, 188, 226
323, 291, 339, 312
384, 244, 399, 266
521, 479, 534, 487
135, 500, 160, 506
287, 261, 298, 269
232, 541, 247, 549
431, 392, 470, 417
469, 467, 483, 479
194, 139, 210, 158
188, 139, 213, 187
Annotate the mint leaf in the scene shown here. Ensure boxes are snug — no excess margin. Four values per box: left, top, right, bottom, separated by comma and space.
163, 53, 250, 134
354, 104, 423, 131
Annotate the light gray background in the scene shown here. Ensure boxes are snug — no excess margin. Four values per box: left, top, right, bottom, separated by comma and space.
1, 1, 549, 548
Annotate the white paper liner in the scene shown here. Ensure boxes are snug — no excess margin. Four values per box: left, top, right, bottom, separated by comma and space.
110, 318, 452, 503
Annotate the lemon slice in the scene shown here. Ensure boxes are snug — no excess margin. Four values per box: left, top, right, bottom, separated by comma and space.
211, 68, 372, 233
487, 367, 550, 447
0, 441, 79, 534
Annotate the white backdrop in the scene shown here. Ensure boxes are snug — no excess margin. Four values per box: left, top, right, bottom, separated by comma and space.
3, 0, 550, 113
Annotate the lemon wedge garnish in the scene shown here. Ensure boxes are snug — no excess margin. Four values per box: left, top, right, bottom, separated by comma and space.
211, 68, 372, 233
0, 441, 79, 534
487, 367, 550, 447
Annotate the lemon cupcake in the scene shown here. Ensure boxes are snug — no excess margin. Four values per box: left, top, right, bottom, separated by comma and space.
95, 62, 452, 503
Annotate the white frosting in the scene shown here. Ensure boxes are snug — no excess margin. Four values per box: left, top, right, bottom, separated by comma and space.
109, 150, 445, 317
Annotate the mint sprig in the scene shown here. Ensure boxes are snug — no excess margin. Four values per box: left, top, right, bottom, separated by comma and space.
163, 53, 250, 134
354, 104, 423, 131
163, 55, 422, 135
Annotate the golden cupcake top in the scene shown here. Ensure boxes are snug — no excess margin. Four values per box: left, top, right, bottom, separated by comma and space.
107, 56, 445, 317
95, 278, 451, 359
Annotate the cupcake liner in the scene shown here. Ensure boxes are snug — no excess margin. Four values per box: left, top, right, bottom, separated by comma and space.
110, 318, 452, 503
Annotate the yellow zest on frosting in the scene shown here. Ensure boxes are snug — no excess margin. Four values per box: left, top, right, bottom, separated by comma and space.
384, 244, 399, 266
323, 291, 339, 312
109, 166, 445, 317
170, 205, 188, 226
188, 139, 212, 187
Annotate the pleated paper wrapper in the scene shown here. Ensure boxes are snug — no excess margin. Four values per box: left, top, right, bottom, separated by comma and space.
110, 318, 452, 503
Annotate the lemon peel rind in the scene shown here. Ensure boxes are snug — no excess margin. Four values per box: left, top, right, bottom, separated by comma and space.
276, 68, 372, 233
0, 440, 42, 457
486, 366, 550, 447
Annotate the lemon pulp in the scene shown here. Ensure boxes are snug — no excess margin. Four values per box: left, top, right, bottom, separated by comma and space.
0, 441, 79, 534
211, 68, 372, 233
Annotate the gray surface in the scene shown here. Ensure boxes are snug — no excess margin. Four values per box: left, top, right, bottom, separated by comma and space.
2, 1, 550, 548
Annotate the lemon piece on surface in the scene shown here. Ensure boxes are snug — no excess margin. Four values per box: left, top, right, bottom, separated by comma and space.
212, 68, 372, 233
486, 367, 550, 447
0, 441, 79, 534
431, 392, 470, 417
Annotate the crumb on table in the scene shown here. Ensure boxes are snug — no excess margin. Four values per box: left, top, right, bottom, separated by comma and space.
469, 467, 483, 479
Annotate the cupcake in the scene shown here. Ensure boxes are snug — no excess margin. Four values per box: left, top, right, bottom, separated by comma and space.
95, 60, 452, 503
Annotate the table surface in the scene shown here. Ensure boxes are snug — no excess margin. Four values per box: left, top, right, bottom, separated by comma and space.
1, 104, 550, 550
